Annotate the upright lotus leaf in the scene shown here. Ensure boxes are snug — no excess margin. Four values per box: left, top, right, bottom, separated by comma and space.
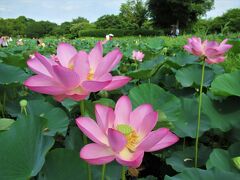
165, 168, 239, 180
6, 99, 69, 136
206, 149, 239, 173
145, 38, 164, 51
202, 94, 240, 131
26, 100, 69, 136
211, 70, 240, 97
168, 52, 198, 66
127, 55, 165, 79
64, 127, 84, 152
129, 83, 181, 123
166, 145, 211, 172
0, 63, 29, 84
61, 99, 78, 112
93, 98, 116, 108
39, 149, 87, 180
0, 115, 54, 180
173, 98, 210, 138
2, 54, 27, 68
39, 149, 122, 180
175, 64, 215, 87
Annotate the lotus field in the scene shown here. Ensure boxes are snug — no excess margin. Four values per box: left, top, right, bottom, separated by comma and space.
0, 35, 240, 180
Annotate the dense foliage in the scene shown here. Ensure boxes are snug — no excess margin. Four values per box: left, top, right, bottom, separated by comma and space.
147, 0, 214, 28
192, 9, 240, 34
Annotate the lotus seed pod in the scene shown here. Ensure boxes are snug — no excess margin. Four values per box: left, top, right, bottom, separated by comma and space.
20, 99, 28, 107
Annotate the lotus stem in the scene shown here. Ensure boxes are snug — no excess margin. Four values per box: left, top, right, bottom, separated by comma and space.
101, 164, 106, 180
80, 101, 92, 180
121, 166, 126, 180
194, 62, 205, 167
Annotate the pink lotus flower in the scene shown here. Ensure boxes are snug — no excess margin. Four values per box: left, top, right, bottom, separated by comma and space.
132, 50, 145, 62
184, 37, 232, 64
76, 96, 179, 167
24, 42, 131, 101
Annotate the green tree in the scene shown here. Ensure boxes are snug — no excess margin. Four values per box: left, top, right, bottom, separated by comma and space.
120, 0, 148, 29
148, 0, 214, 29
210, 8, 240, 33
70, 22, 96, 36
95, 15, 123, 29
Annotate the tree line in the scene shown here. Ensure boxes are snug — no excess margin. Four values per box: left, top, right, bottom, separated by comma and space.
0, 0, 239, 38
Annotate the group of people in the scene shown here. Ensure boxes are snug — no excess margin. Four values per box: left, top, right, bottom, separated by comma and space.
0, 36, 12, 47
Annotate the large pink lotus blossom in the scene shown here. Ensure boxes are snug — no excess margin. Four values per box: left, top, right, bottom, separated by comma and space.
184, 37, 232, 64
76, 96, 179, 167
24, 42, 131, 101
132, 50, 145, 62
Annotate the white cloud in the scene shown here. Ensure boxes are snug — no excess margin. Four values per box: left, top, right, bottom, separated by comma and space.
205, 0, 240, 18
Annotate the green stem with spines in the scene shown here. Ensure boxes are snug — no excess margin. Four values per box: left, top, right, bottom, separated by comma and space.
194, 61, 205, 167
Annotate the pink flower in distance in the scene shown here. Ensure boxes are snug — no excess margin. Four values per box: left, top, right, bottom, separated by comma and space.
184, 37, 232, 64
24, 42, 131, 101
132, 50, 145, 62
76, 96, 179, 168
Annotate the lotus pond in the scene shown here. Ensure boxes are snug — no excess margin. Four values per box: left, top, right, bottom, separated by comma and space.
0, 36, 240, 180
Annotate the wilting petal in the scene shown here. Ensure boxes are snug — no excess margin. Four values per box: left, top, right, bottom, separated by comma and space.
103, 76, 131, 91
95, 104, 115, 132
116, 148, 144, 168
88, 42, 103, 71
136, 111, 158, 137
146, 131, 179, 152
129, 104, 154, 130
114, 96, 132, 125
80, 143, 115, 165
108, 128, 126, 152
76, 117, 108, 145
137, 128, 169, 151
24, 75, 66, 95
73, 51, 90, 82
52, 65, 80, 88
57, 43, 77, 67
95, 48, 122, 77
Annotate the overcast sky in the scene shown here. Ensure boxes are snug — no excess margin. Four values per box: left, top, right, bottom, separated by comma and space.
0, 0, 239, 24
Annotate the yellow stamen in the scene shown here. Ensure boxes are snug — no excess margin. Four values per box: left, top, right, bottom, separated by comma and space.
126, 130, 139, 151
68, 63, 74, 70
87, 69, 94, 80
